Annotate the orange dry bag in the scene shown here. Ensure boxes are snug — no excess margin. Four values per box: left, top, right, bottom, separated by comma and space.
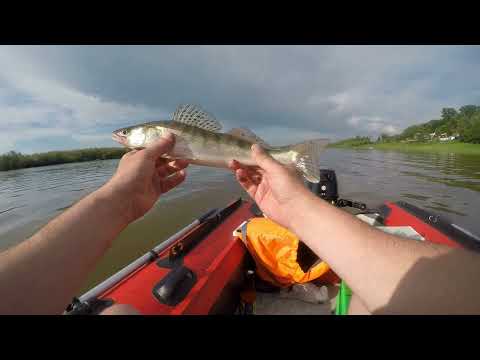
237, 217, 331, 288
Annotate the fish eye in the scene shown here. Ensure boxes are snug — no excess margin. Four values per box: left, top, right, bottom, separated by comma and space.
121, 130, 128, 136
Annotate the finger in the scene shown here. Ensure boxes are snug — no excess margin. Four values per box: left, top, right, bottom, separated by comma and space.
236, 164, 262, 183
235, 169, 258, 198
144, 132, 175, 160
228, 159, 253, 171
251, 173, 262, 185
122, 149, 138, 159
159, 170, 186, 193
155, 157, 169, 167
251, 144, 284, 173
235, 166, 263, 185
229, 159, 262, 173
228, 159, 241, 171
235, 168, 251, 185
156, 160, 189, 178
156, 158, 189, 170
245, 166, 264, 178
169, 159, 190, 169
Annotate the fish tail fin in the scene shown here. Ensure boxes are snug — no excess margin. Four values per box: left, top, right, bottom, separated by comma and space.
290, 139, 329, 183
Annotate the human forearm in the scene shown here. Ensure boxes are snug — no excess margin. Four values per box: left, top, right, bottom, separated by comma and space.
288, 194, 480, 314
289, 195, 425, 311
0, 135, 187, 315
232, 145, 480, 314
0, 184, 129, 314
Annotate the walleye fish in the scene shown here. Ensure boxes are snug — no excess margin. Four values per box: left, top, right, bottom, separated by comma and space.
112, 104, 329, 183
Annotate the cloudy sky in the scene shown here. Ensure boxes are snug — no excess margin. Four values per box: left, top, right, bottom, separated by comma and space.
0, 45, 479, 153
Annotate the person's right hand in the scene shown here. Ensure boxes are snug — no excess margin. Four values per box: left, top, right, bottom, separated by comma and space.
105, 132, 189, 224
229, 144, 314, 229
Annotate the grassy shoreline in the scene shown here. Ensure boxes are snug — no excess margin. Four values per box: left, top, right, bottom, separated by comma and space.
330, 141, 480, 155
0, 147, 128, 172
2, 140, 479, 172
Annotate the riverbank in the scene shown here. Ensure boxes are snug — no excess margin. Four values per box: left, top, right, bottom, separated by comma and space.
0, 147, 127, 172
3, 141, 479, 172
330, 142, 480, 155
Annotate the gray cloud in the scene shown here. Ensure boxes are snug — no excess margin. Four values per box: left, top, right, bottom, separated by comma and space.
0, 45, 479, 153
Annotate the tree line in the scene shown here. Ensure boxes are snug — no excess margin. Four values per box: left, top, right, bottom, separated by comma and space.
379, 105, 480, 143
0, 148, 128, 172
335, 104, 480, 146
329, 136, 372, 147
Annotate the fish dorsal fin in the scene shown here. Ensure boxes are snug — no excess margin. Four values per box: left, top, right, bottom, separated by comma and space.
227, 127, 271, 148
172, 104, 222, 132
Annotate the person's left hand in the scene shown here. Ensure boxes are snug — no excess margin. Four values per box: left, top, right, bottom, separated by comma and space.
105, 132, 189, 223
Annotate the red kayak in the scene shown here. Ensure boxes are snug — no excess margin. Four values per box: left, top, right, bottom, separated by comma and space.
65, 173, 480, 315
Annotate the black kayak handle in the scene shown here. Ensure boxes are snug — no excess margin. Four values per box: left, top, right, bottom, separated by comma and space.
153, 266, 197, 306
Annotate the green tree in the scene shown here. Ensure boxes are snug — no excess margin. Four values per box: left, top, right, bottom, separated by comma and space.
441, 108, 458, 121
0, 148, 127, 172
436, 124, 451, 136
459, 105, 479, 119
463, 121, 480, 143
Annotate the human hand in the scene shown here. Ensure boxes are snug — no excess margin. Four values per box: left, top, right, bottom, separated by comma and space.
229, 144, 314, 230
105, 133, 188, 223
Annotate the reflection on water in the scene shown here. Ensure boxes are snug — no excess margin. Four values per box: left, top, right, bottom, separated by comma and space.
1, 149, 480, 292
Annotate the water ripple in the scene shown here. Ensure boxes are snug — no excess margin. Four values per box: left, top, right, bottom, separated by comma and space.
1, 153, 480, 252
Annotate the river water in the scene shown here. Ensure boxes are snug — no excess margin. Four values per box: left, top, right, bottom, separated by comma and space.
1, 148, 479, 293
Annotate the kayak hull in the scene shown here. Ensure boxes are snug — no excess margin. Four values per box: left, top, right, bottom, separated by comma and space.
98, 199, 253, 315
380, 201, 480, 251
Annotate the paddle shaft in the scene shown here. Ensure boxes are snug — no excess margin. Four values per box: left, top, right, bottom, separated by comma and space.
78, 208, 217, 303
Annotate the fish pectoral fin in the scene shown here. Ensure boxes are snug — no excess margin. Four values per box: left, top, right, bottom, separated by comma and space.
172, 104, 222, 132
227, 127, 271, 148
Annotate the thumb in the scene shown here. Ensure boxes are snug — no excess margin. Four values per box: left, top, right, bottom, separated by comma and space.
144, 132, 175, 160
251, 144, 283, 173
